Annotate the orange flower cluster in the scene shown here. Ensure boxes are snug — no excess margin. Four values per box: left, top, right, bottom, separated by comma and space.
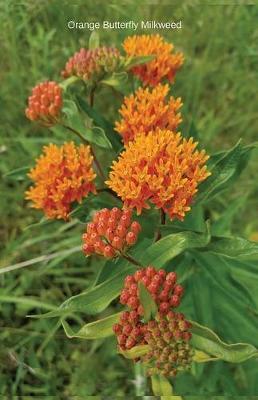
113, 266, 193, 376
123, 34, 184, 86
61, 46, 121, 82
25, 81, 62, 126
120, 267, 183, 316
115, 84, 182, 143
106, 129, 210, 220
26, 142, 96, 220
82, 207, 141, 258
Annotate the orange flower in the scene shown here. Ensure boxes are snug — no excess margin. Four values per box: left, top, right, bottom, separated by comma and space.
26, 142, 96, 220
106, 129, 210, 220
25, 81, 62, 126
123, 34, 184, 86
115, 84, 182, 143
61, 46, 121, 82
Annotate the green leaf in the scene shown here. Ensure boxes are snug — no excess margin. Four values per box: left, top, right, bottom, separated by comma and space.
196, 140, 255, 203
124, 55, 155, 70
62, 99, 86, 135
193, 252, 258, 342
101, 72, 128, 89
30, 265, 136, 319
62, 99, 112, 149
88, 31, 100, 50
204, 236, 258, 260
62, 312, 121, 340
151, 374, 174, 396
139, 223, 210, 267
119, 345, 150, 359
193, 350, 218, 363
191, 320, 258, 363
86, 126, 112, 149
76, 95, 121, 152
138, 282, 158, 322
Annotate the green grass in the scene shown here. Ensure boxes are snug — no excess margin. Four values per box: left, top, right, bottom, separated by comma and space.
0, 0, 258, 396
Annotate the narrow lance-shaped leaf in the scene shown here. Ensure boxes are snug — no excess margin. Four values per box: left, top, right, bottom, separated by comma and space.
101, 72, 128, 89
203, 236, 258, 260
76, 95, 122, 152
138, 282, 158, 322
29, 266, 136, 319
124, 55, 155, 70
62, 312, 121, 340
191, 320, 258, 363
196, 140, 256, 204
151, 374, 174, 396
193, 350, 219, 363
139, 223, 210, 267
119, 345, 150, 360
61, 99, 112, 149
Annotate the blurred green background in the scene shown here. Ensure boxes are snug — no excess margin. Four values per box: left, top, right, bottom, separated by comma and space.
0, 0, 258, 396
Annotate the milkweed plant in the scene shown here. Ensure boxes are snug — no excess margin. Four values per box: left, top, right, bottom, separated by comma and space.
23, 32, 258, 396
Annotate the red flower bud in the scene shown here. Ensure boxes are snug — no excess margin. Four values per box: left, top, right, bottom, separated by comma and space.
130, 221, 141, 234
112, 236, 123, 250
126, 231, 137, 245
103, 245, 116, 258
174, 284, 184, 296
82, 207, 141, 259
111, 207, 121, 219
170, 295, 180, 307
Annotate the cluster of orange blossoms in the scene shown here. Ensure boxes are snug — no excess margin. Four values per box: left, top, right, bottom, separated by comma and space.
23, 34, 201, 378
82, 207, 141, 258
61, 46, 121, 81
123, 34, 184, 86
25, 81, 63, 126
120, 267, 183, 315
113, 266, 192, 376
26, 142, 96, 220
106, 129, 210, 220
115, 84, 182, 143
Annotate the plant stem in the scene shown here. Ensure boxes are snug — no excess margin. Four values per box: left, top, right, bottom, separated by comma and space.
155, 209, 166, 242
62, 123, 88, 144
62, 123, 105, 180
122, 252, 143, 267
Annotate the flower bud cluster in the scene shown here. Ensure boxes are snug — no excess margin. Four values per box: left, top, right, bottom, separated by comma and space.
120, 266, 184, 316
25, 81, 62, 125
142, 311, 193, 377
82, 207, 141, 258
113, 310, 147, 351
61, 47, 121, 82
